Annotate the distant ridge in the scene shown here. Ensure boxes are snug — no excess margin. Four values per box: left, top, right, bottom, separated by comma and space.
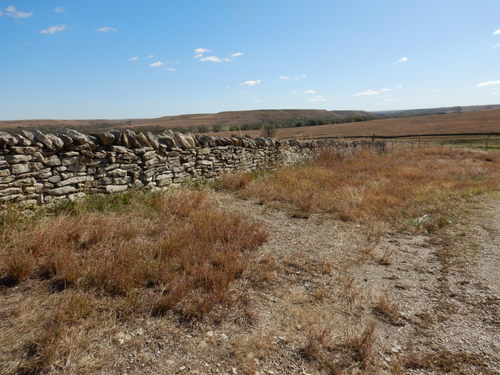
1, 105, 499, 134
0, 109, 372, 133
372, 104, 500, 118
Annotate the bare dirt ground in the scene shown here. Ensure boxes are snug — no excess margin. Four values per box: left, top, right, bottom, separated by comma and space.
1, 193, 498, 375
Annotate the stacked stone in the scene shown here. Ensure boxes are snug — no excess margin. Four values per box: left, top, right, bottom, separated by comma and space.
0, 128, 314, 206
0, 128, 385, 206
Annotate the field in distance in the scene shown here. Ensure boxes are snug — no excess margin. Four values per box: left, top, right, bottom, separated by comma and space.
0, 109, 369, 133
208, 109, 500, 139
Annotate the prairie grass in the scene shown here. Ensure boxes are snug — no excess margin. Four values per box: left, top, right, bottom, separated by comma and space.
0, 188, 267, 374
220, 147, 500, 228
1, 189, 267, 314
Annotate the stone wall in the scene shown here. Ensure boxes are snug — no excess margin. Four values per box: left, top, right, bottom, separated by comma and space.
0, 128, 384, 207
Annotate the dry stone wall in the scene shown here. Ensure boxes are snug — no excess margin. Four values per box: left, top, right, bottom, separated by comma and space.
0, 128, 383, 207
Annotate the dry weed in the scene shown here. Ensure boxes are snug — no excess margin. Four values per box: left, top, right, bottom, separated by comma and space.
302, 321, 378, 373
373, 292, 402, 326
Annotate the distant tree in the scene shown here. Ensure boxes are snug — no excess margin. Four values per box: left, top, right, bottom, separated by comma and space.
261, 125, 277, 137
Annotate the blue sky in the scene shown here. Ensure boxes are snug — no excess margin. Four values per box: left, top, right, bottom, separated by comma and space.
1, 0, 500, 120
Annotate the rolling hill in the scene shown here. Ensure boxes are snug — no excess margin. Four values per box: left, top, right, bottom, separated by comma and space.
208, 109, 500, 139
0, 109, 371, 133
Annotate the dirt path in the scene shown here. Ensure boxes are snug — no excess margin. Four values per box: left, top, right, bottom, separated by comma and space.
212, 194, 500, 374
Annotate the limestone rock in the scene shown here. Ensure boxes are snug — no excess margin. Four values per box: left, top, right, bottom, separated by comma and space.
46, 134, 64, 150
96, 132, 116, 146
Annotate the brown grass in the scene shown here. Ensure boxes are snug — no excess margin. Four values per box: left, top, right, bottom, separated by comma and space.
302, 321, 378, 373
373, 292, 402, 326
0, 189, 267, 374
403, 350, 494, 374
209, 109, 500, 139
223, 147, 500, 229
1, 189, 267, 315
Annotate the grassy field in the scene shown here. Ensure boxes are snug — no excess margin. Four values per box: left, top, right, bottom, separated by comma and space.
0, 109, 368, 133
208, 109, 500, 139
216, 147, 500, 228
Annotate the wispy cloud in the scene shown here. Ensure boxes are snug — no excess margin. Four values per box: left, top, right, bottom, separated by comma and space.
53, 7, 64, 14
199, 56, 222, 62
194, 48, 243, 62
40, 25, 68, 34
307, 95, 328, 103
393, 56, 409, 65
304, 89, 316, 94
493, 28, 500, 35
492, 43, 500, 49
278, 76, 289, 81
295, 74, 307, 80
2, 5, 33, 18
477, 80, 500, 88
241, 80, 261, 87
164, 67, 176, 72
129, 56, 140, 62
353, 88, 391, 96
147, 54, 156, 59
96, 26, 117, 33
149, 61, 165, 68
194, 48, 211, 54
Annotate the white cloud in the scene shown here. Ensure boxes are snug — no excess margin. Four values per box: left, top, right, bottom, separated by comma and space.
199, 56, 222, 62
3, 5, 33, 18
278, 76, 289, 81
149, 61, 165, 68
304, 89, 316, 94
241, 80, 261, 87
164, 67, 176, 72
353, 89, 381, 96
129, 56, 140, 62
53, 7, 64, 14
97, 27, 117, 33
307, 95, 328, 103
147, 54, 156, 59
40, 25, 68, 34
194, 48, 211, 54
477, 80, 500, 88
492, 43, 500, 48
393, 56, 409, 65
295, 74, 307, 80
380, 88, 392, 92
194, 48, 240, 63
493, 28, 500, 35
291, 90, 298, 94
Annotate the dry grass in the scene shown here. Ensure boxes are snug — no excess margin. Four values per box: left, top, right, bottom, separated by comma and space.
302, 321, 378, 373
373, 292, 402, 326
403, 350, 494, 374
222, 147, 500, 229
209, 109, 500, 138
0, 189, 267, 374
